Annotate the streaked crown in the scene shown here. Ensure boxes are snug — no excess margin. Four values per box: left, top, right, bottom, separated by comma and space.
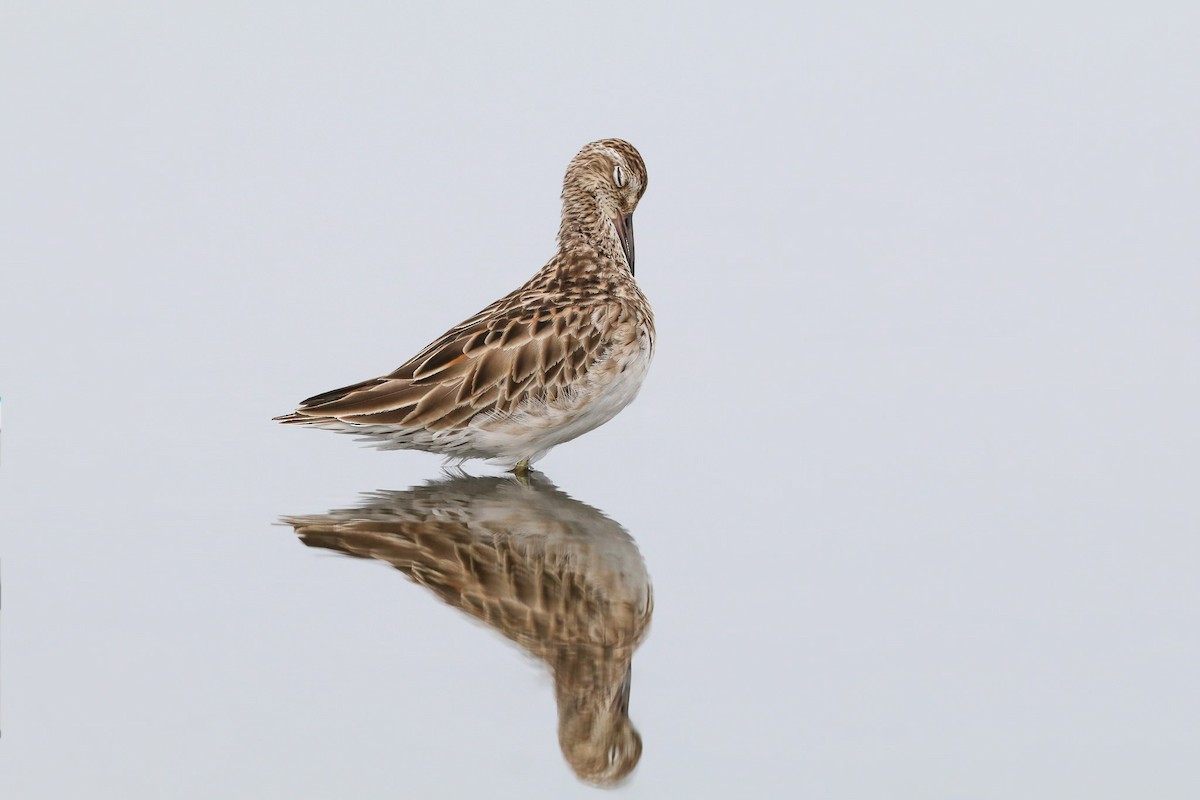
562, 139, 647, 217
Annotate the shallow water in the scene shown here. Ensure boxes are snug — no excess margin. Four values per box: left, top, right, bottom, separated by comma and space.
4, 4, 1199, 798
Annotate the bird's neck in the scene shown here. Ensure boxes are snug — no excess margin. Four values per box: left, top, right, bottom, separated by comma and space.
550, 646, 632, 715
556, 199, 623, 264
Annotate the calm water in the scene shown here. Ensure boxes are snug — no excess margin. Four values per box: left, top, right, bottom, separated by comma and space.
4, 4, 1199, 798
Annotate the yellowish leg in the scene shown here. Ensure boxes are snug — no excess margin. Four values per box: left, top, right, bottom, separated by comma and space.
511, 459, 531, 482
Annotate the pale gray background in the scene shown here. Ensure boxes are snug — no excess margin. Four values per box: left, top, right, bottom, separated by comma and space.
2, 2, 1198, 797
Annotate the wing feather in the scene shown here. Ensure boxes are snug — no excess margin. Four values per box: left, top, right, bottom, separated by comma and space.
468, 347, 509, 396
512, 339, 541, 383
285, 299, 622, 428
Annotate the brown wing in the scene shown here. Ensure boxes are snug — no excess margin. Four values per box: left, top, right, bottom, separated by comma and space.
282, 297, 623, 430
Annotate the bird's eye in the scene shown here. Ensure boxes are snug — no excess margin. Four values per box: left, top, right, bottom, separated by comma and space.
613, 165, 626, 188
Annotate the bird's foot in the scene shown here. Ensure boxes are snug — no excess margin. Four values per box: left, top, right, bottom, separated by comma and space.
510, 459, 532, 485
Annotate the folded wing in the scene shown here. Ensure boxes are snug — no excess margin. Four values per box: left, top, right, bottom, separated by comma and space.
277, 297, 621, 431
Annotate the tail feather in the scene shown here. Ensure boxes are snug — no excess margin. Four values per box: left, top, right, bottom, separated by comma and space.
274, 376, 391, 424
273, 412, 315, 424
299, 377, 386, 409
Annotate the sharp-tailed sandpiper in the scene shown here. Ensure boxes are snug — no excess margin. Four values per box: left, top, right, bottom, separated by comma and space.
275, 139, 653, 473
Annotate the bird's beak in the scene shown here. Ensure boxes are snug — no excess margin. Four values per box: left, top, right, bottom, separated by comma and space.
612, 213, 635, 275
612, 667, 632, 716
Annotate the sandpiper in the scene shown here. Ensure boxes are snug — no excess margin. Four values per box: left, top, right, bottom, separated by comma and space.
275, 139, 653, 474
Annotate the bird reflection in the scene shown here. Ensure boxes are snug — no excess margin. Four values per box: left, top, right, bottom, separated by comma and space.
281, 472, 653, 786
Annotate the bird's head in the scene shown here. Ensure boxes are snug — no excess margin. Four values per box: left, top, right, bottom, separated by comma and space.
559, 139, 647, 274
556, 661, 643, 786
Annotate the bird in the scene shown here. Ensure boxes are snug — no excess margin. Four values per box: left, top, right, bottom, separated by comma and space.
275, 139, 653, 475
281, 473, 653, 785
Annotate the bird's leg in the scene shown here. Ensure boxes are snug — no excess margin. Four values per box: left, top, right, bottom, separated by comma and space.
511, 458, 531, 481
